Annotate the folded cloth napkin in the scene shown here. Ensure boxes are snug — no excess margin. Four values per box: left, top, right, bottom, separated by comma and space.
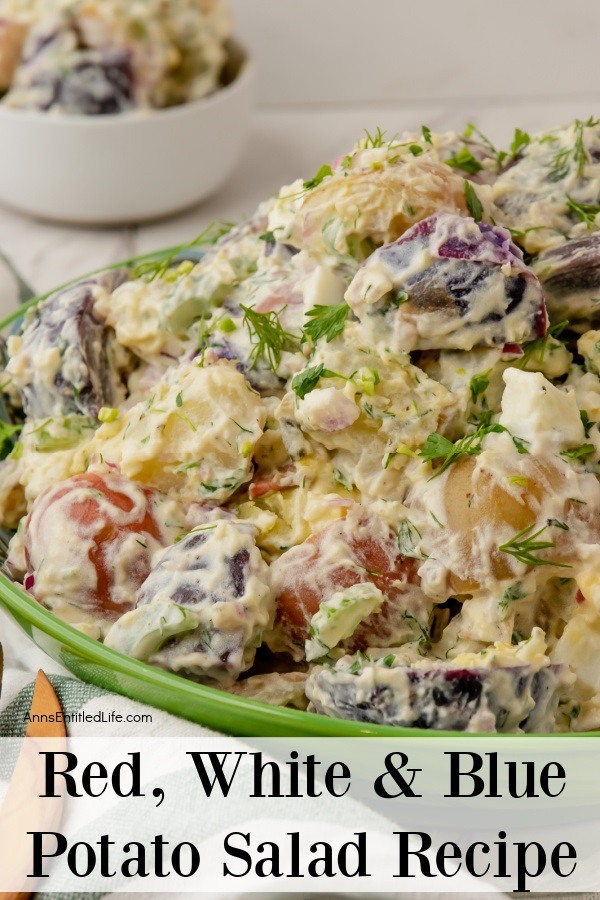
0, 254, 593, 900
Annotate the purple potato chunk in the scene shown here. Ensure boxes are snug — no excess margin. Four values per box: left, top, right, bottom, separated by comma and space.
533, 233, 600, 324
13, 270, 129, 419
136, 520, 273, 684
345, 213, 548, 352
12, 16, 134, 114
52, 48, 134, 116
306, 660, 571, 733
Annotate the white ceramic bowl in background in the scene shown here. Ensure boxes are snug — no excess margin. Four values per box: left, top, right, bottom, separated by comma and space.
0, 40, 255, 225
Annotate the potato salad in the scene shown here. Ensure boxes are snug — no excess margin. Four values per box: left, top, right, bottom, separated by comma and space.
0, 0, 231, 113
4, 119, 600, 733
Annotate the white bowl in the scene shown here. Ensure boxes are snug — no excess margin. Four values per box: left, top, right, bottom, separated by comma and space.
0, 40, 255, 225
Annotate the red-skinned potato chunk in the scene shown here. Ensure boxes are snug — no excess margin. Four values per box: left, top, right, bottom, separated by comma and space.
270, 507, 432, 660
24, 473, 166, 621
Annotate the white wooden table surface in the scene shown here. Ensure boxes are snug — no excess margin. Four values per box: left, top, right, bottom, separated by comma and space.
0, 97, 598, 315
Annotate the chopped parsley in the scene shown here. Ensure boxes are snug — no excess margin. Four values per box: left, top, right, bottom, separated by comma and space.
509, 128, 530, 158
302, 302, 350, 344
0, 421, 22, 460
303, 163, 333, 191
131, 220, 233, 281
175, 392, 183, 408
469, 370, 490, 405
464, 181, 484, 221
421, 125, 432, 144
445, 147, 483, 175
291, 363, 338, 399
363, 127, 389, 149
259, 231, 277, 243
517, 319, 569, 369
560, 444, 595, 461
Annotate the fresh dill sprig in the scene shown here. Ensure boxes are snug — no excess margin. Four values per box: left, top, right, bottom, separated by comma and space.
302, 302, 350, 344
560, 443, 595, 461
240, 305, 301, 371
463, 122, 507, 167
566, 196, 600, 229
498, 523, 571, 569
548, 117, 599, 182
131, 220, 234, 281
419, 423, 526, 479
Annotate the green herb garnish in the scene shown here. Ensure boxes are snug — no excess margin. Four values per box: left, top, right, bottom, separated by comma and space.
302, 302, 350, 344
464, 181, 484, 221
566, 196, 600, 229
581, 410, 594, 438
499, 582, 525, 612
517, 319, 569, 369
469, 371, 490, 405
131, 220, 234, 281
291, 363, 338, 399
446, 147, 483, 175
0, 421, 22, 460
509, 128, 530, 158
419, 423, 504, 478
240, 305, 301, 371
560, 444, 595, 461
397, 519, 422, 558
303, 164, 333, 191
498, 524, 571, 569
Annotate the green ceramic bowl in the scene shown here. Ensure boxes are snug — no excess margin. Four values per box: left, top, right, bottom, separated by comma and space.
0, 247, 595, 737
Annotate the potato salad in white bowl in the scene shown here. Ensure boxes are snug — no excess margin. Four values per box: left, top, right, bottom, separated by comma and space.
0, 0, 254, 222
3, 119, 600, 733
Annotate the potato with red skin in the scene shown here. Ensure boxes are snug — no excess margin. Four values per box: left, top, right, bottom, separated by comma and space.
269, 507, 433, 659
23, 473, 168, 622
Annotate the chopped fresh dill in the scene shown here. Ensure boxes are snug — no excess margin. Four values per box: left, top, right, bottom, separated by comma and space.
566, 196, 600, 228
498, 523, 571, 569
560, 444, 595, 461
240, 305, 301, 371
517, 320, 569, 369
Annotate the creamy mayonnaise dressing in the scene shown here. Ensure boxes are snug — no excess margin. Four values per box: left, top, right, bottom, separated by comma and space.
4, 120, 600, 730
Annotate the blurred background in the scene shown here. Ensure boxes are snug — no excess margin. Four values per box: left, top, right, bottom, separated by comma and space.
2, 0, 600, 300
